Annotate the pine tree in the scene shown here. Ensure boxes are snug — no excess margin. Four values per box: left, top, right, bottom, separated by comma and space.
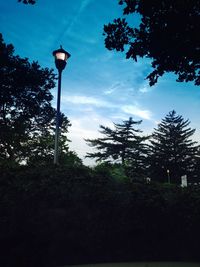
149, 110, 199, 184
86, 117, 149, 179
192, 146, 200, 184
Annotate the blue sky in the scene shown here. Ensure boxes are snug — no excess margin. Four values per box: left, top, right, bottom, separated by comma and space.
1, 0, 200, 164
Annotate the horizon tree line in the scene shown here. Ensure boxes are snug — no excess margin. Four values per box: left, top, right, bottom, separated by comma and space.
0, 33, 200, 184
86, 111, 200, 184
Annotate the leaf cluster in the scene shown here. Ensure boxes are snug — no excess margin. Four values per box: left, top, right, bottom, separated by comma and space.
86, 117, 149, 166
0, 33, 71, 165
18, 0, 36, 4
104, 0, 200, 85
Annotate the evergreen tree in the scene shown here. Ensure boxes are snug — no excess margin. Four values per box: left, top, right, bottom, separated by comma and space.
193, 146, 200, 184
149, 110, 199, 184
0, 33, 71, 165
86, 117, 149, 179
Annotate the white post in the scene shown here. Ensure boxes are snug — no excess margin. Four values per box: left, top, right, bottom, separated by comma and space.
181, 175, 187, 187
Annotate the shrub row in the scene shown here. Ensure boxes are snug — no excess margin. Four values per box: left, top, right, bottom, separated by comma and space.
0, 165, 200, 266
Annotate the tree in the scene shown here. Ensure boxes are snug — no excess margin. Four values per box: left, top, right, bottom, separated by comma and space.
86, 117, 148, 179
18, 0, 36, 4
149, 110, 199, 184
26, 115, 73, 166
192, 146, 200, 184
104, 0, 200, 86
0, 33, 71, 165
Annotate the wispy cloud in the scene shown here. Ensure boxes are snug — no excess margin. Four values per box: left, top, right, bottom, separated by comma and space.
103, 82, 121, 95
62, 95, 113, 108
68, 113, 113, 165
121, 105, 153, 120
103, 80, 137, 97
139, 84, 150, 93
62, 94, 153, 120
89, 51, 115, 63
55, 0, 95, 44
67, 0, 93, 33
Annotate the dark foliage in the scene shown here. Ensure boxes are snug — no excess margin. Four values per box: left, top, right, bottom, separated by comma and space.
86, 117, 144, 163
0, 34, 71, 165
104, 0, 200, 86
194, 147, 200, 182
0, 165, 200, 266
149, 110, 199, 184
86, 117, 149, 179
18, 0, 36, 4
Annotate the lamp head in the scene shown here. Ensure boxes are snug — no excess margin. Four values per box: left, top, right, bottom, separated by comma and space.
53, 45, 71, 71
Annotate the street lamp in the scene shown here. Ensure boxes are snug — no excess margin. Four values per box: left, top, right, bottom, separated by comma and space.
167, 169, 170, 183
53, 46, 71, 164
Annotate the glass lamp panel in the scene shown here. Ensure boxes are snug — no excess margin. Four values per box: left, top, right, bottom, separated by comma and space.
55, 52, 66, 61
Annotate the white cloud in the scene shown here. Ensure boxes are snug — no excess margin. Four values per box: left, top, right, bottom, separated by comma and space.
62, 95, 113, 108
104, 88, 116, 95
121, 105, 153, 120
139, 85, 150, 93
103, 81, 121, 95
62, 94, 153, 121
138, 82, 157, 94
68, 113, 113, 165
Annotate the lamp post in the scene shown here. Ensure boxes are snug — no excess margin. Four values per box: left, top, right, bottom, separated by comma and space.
167, 169, 170, 183
53, 46, 71, 165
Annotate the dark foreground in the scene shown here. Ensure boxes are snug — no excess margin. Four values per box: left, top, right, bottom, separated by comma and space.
62, 263, 200, 267
1, 166, 200, 266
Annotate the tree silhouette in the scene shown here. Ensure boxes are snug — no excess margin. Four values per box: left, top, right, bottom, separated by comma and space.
149, 110, 199, 183
104, 0, 200, 86
0, 33, 71, 165
27, 114, 72, 165
86, 117, 148, 178
18, 0, 36, 4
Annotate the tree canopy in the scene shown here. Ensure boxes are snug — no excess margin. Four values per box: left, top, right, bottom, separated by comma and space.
104, 0, 200, 86
149, 110, 199, 183
85, 117, 149, 178
0, 33, 71, 166
18, 0, 36, 4
85, 113, 200, 184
